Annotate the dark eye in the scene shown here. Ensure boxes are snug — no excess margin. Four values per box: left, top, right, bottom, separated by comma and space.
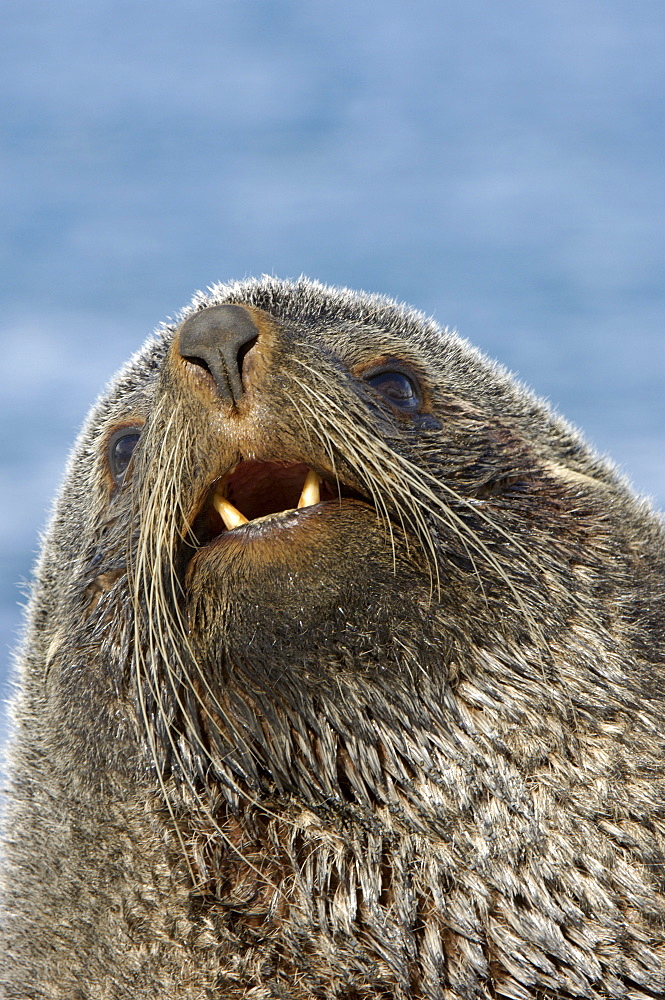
366, 370, 421, 412
108, 427, 142, 485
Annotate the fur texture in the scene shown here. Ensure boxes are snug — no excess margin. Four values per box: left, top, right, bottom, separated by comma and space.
1, 276, 664, 999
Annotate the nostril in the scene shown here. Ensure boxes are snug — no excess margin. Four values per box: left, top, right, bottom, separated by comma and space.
182, 354, 213, 375
177, 304, 261, 406
237, 335, 259, 389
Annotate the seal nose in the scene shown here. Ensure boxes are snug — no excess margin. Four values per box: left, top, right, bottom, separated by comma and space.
178, 304, 260, 405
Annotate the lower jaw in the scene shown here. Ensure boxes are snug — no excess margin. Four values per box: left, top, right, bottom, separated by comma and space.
183, 499, 418, 639
203, 500, 333, 546
189, 494, 366, 560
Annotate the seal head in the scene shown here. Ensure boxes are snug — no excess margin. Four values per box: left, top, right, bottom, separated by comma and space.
2, 277, 664, 998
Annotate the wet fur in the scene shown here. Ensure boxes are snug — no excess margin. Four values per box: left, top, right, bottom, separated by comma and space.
2, 276, 665, 998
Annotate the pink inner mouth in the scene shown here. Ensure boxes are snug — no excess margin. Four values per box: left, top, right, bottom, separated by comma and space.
192, 460, 359, 548
225, 461, 329, 521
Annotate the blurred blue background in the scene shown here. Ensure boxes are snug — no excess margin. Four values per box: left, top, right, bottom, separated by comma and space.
1, 0, 664, 729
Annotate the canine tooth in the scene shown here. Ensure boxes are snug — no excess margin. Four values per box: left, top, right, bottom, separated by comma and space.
298, 469, 321, 509
213, 493, 248, 529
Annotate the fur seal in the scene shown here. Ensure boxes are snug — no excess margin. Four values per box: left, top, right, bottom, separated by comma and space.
1, 276, 664, 999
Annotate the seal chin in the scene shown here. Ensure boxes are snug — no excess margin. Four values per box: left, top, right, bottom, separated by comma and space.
185, 496, 410, 651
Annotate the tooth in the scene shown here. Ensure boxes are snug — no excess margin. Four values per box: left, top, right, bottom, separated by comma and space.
213, 493, 248, 530
298, 469, 321, 509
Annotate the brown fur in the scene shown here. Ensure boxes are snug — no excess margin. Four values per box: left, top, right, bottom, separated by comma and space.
1, 276, 665, 998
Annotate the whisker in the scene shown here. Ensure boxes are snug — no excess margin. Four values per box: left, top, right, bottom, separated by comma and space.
128, 397, 306, 898
291, 359, 550, 642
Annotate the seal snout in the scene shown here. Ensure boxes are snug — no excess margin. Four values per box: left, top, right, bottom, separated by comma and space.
177, 304, 261, 405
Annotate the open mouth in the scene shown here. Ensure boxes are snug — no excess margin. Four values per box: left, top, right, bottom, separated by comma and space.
191, 460, 367, 549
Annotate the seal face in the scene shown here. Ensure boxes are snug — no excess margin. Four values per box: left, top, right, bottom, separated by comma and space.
2, 277, 665, 999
